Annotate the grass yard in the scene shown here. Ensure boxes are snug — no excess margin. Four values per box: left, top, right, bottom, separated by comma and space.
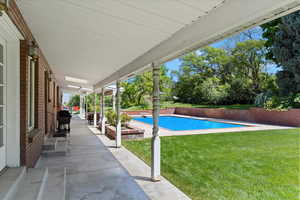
123, 129, 300, 200
124, 102, 254, 111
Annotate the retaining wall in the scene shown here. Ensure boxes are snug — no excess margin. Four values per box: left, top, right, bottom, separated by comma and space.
124, 108, 175, 116
125, 107, 300, 127
175, 107, 300, 127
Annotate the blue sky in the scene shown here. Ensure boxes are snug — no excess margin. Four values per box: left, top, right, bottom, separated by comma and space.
165, 27, 279, 76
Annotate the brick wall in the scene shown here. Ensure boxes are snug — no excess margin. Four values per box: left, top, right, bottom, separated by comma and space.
7, 0, 60, 167
175, 107, 300, 127
124, 108, 175, 115
19, 40, 28, 166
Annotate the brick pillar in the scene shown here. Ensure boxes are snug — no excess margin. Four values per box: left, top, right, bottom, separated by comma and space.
20, 40, 29, 166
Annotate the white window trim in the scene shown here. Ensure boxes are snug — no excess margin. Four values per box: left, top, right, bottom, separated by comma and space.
0, 12, 23, 167
27, 57, 35, 131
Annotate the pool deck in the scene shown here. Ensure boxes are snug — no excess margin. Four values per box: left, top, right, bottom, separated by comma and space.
130, 114, 294, 138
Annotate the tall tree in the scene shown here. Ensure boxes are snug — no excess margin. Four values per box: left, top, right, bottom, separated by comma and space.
261, 11, 300, 94
121, 65, 172, 108
261, 18, 281, 61
231, 40, 268, 93
68, 94, 80, 107
173, 41, 273, 105
84, 93, 100, 112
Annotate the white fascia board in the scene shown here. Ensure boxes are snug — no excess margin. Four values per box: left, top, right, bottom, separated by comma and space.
94, 0, 300, 89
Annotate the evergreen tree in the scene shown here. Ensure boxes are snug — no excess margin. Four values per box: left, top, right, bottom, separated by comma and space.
262, 11, 300, 95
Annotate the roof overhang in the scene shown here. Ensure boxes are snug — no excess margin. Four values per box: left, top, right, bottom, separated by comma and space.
16, 0, 300, 90
95, 0, 300, 88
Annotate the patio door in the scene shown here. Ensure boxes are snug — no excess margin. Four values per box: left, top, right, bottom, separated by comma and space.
0, 35, 6, 171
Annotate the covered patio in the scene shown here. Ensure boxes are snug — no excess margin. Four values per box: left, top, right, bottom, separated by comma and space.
2, 0, 298, 199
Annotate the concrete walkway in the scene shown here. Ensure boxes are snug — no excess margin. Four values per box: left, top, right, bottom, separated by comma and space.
37, 117, 149, 200
88, 127, 190, 200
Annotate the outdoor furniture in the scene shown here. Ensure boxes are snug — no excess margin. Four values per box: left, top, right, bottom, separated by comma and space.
87, 112, 100, 125
57, 110, 72, 133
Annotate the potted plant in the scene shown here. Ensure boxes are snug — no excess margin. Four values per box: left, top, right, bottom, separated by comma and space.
104, 109, 144, 139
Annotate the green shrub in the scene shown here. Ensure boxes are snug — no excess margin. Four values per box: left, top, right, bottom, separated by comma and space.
262, 93, 300, 111
195, 77, 230, 105
227, 78, 255, 104
254, 91, 273, 107
105, 109, 132, 127
293, 93, 300, 108
121, 113, 132, 126
105, 110, 116, 126
139, 96, 151, 110
263, 96, 293, 111
264, 97, 280, 110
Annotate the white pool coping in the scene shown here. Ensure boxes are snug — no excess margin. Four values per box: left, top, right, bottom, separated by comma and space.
130, 114, 294, 138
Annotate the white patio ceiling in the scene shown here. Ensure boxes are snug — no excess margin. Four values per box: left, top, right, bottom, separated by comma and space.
16, 0, 300, 92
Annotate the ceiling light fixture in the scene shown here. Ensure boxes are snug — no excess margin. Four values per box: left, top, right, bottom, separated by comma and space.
29, 41, 39, 60
0, 0, 9, 13
80, 88, 93, 92
67, 85, 81, 89
65, 76, 88, 84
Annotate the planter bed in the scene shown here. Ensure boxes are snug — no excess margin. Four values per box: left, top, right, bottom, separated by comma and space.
105, 125, 144, 140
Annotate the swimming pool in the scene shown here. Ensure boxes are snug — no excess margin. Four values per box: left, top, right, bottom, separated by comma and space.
133, 116, 245, 131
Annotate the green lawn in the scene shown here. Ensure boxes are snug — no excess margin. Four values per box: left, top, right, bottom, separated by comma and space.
123, 129, 300, 200
124, 102, 254, 111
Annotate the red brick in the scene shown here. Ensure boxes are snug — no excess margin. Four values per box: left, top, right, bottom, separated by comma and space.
6, 0, 62, 167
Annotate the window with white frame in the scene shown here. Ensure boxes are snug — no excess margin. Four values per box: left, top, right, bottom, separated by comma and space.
27, 57, 35, 131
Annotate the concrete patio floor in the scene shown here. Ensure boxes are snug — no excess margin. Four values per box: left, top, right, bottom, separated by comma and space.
37, 117, 189, 200
36, 117, 150, 200
88, 127, 190, 200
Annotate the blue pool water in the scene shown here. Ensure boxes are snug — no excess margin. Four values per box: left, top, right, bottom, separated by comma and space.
133, 116, 245, 131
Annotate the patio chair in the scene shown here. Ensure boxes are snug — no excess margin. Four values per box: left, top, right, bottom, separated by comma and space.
87, 112, 100, 125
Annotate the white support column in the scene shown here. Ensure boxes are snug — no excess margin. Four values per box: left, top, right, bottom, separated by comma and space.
83, 95, 87, 119
99, 92, 102, 124
151, 63, 161, 181
101, 88, 106, 134
115, 80, 121, 148
80, 94, 84, 119
93, 92, 97, 127
112, 89, 116, 112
